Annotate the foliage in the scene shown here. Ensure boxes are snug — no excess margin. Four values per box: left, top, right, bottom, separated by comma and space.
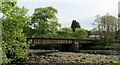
29, 6, 61, 38
57, 28, 88, 39
0, 17, 2, 65
91, 43, 120, 50
57, 27, 74, 38
118, 12, 120, 17
0, 46, 2, 65
81, 56, 120, 64
111, 61, 120, 65
74, 28, 88, 39
1, 1, 30, 64
46, 21, 61, 38
92, 14, 118, 42
71, 20, 81, 32
117, 13, 120, 42
1, 0, 17, 14
23, 24, 33, 37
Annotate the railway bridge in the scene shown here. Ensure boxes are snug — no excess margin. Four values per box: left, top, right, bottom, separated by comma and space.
26, 38, 98, 51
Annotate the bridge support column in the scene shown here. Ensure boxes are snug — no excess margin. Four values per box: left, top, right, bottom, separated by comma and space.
69, 40, 79, 52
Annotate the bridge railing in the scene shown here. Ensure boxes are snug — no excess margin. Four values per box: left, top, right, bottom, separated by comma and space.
26, 38, 97, 45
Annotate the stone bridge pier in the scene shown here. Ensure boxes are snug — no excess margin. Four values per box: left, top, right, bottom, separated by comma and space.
69, 40, 79, 52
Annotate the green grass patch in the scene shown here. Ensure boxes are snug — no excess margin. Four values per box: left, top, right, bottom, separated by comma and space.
109, 61, 120, 65
0, 46, 3, 65
83, 57, 97, 61
91, 43, 120, 50
81, 56, 120, 65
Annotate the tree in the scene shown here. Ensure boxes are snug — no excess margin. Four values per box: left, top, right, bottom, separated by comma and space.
92, 15, 101, 40
47, 21, 61, 38
1, 0, 17, 14
74, 28, 88, 39
31, 6, 60, 37
57, 27, 74, 38
1, 1, 30, 64
117, 13, 120, 42
93, 14, 118, 42
71, 20, 81, 32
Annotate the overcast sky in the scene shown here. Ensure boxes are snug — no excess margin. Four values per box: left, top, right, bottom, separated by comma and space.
17, 0, 119, 30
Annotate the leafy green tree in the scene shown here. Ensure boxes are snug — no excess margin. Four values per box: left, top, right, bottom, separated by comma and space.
71, 20, 81, 32
57, 27, 74, 38
23, 24, 33, 37
0, 38, 1, 64
47, 21, 61, 38
1, 0, 17, 14
1, 1, 30, 64
31, 6, 60, 37
74, 28, 88, 39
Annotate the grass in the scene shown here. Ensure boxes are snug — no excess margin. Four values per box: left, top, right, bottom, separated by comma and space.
90, 43, 120, 50
81, 56, 120, 65
0, 46, 3, 65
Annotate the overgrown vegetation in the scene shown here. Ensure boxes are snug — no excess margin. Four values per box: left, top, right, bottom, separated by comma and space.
1, 1, 30, 64
90, 43, 120, 50
0, 1, 89, 64
81, 56, 120, 65
92, 14, 119, 43
25, 7, 88, 39
0, 0, 120, 64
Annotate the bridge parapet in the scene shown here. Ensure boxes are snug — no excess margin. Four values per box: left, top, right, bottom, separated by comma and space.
26, 38, 97, 45
26, 38, 98, 51
27, 38, 74, 45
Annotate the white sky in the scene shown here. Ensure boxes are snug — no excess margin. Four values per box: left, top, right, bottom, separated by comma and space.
17, 0, 119, 30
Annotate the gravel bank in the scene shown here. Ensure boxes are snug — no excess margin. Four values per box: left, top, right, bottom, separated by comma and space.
79, 50, 120, 55
25, 50, 120, 64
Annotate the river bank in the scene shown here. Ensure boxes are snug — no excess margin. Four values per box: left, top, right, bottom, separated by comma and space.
20, 50, 120, 65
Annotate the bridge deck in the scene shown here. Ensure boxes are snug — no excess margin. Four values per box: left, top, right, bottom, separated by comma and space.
27, 38, 97, 45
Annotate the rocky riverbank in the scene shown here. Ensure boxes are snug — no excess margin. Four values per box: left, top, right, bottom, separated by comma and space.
79, 50, 120, 55
22, 50, 120, 65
